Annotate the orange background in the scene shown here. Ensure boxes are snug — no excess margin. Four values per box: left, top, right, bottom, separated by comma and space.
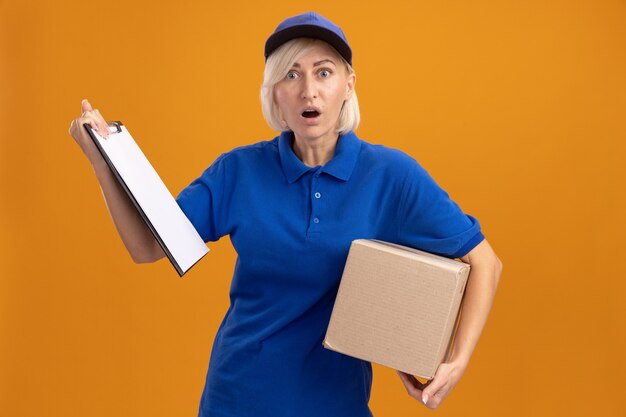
1, 0, 625, 416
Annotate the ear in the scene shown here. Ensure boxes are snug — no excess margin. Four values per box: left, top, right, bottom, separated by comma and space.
345, 72, 356, 100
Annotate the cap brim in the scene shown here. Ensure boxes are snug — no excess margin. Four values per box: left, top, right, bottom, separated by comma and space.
264, 25, 352, 65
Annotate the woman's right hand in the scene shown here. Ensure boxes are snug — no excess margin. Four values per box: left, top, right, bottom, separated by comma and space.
67, 99, 165, 263
68, 99, 111, 167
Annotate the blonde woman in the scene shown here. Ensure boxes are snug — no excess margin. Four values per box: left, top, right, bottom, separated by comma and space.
68, 12, 502, 417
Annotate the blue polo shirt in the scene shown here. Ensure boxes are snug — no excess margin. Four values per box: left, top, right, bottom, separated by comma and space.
176, 130, 484, 417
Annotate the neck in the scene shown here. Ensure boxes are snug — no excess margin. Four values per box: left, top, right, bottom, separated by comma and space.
292, 132, 339, 167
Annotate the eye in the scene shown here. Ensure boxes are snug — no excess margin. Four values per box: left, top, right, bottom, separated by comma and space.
319, 69, 332, 78
286, 70, 298, 80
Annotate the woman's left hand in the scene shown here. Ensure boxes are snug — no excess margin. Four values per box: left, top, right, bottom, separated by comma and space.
396, 359, 467, 410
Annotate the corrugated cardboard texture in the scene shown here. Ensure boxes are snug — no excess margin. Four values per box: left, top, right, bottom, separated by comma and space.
323, 239, 470, 379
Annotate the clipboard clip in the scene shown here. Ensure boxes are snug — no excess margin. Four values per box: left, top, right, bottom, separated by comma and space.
107, 121, 123, 134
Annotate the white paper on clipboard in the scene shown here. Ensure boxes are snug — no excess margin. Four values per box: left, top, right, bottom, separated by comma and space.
84, 121, 209, 276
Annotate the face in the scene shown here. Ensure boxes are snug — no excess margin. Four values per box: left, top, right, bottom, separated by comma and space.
273, 40, 355, 144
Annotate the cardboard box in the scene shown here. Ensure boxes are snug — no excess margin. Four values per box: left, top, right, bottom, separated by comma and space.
323, 239, 470, 379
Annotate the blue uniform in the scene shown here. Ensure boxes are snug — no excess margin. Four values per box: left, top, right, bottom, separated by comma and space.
176, 130, 484, 417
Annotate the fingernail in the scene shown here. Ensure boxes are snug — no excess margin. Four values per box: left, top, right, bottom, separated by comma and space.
422, 394, 429, 405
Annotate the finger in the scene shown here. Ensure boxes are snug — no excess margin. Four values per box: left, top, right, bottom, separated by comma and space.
80, 117, 99, 135
396, 370, 425, 398
81, 98, 93, 114
81, 114, 103, 137
84, 117, 98, 132
94, 109, 109, 138
422, 373, 447, 406
403, 371, 428, 390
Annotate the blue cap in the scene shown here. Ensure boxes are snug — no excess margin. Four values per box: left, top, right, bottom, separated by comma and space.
264, 12, 352, 65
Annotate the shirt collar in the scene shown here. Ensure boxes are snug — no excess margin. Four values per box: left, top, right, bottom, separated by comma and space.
278, 130, 362, 184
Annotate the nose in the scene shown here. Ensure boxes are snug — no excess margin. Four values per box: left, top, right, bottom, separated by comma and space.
301, 75, 318, 100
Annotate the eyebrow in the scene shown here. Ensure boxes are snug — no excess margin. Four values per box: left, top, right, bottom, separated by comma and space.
291, 59, 336, 68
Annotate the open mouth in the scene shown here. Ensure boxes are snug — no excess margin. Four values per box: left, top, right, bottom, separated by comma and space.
302, 110, 320, 118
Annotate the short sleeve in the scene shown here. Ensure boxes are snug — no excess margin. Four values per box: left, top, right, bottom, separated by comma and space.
175, 154, 228, 243
396, 159, 484, 258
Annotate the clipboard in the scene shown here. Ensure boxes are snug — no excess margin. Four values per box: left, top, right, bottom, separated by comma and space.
83, 121, 209, 277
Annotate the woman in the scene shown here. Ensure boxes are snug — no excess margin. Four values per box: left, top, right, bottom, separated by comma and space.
68, 12, 502, 417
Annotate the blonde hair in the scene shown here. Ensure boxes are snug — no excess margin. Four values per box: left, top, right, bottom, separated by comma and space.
260, 38, 360, 134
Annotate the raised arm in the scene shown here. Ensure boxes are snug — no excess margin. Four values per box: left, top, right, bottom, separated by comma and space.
68, 99, 165, 264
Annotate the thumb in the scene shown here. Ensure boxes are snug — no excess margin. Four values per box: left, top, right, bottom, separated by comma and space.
422, 377, 445, 406
81, 98, 93, 113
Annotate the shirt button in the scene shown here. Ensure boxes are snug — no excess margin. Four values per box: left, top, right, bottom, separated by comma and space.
313, 217, 320, 224
314, 192, 321, 199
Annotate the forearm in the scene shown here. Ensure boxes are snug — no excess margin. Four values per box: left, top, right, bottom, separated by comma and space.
92, 161, 165, 263
447, 255, 502, 368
